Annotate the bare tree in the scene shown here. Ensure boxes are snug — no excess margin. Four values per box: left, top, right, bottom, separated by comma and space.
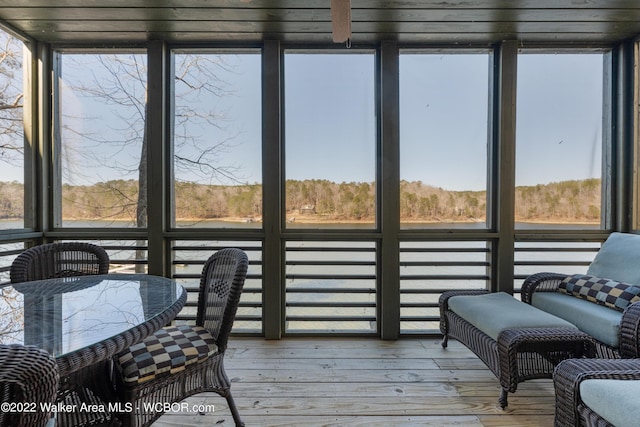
59, 52, 246, 230
0, 33, 24, 167
55, 51, 250, 272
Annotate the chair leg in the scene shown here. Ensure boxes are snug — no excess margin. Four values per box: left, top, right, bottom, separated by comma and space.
499, 388, 508, 409
225, 391, 245, 427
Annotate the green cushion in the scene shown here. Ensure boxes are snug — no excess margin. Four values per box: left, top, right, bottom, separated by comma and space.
117, 324, 218, 384
448, 292, 577, 340
560, 274, 640, 312
532, 292, 622, 348
587, 232, 640, 285
580, 379, 640, 427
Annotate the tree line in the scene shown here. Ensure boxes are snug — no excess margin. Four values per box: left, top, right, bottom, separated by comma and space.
0, 178, 601, 223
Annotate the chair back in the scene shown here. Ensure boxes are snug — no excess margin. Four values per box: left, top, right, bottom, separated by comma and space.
196, 248, 248, 351
587, 232, 640, 284
0, 344, 59, 427
10, 242, 110, 283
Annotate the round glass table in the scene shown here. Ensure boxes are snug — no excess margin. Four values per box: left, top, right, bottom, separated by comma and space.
0, 273, 186, 379
0, 273, 186, 426
0, 274, 187, 426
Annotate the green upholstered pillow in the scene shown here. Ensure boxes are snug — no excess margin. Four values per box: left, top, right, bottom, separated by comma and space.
559, 274, 640, 312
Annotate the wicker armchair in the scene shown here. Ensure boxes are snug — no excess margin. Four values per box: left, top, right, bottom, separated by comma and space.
521, 272, 640, 360
0, 344, 59, 427
553, 358, 640, 427
520, 232, 640, 359
10, 242, 110, 283
114, 248, 248, 427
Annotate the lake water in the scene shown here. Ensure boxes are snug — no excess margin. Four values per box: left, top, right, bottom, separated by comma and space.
0, 218, 601, 230
0, 218, 600, 279
0, 218, 602, 333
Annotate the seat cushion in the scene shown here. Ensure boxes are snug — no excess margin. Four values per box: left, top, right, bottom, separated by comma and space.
117, 324, 218, 384
448, 292, 577, 341
587, 232, 640, 285
580, 379, 640, 427
532, 292, 622, 348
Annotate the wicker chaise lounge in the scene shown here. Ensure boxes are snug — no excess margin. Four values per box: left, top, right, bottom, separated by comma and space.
441, 232, 640, 409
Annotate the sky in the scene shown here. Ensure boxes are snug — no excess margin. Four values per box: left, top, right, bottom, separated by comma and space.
399, 53, 489, 191
285, 53, 375, 184
515, 54, 603, 187
0, 49, 604, 192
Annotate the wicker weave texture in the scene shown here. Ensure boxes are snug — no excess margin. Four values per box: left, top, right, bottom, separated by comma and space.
521, 271, 640, 359
440, 290, 595, 408
576, 404, 616, 427
116, 248, 248, 427
10, 242, 110, 283
553, 358, 640, 427
0, 344, 58, 427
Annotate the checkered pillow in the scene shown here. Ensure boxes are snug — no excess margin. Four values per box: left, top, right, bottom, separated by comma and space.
559, 274, 640, 312
117, 324, 218, 384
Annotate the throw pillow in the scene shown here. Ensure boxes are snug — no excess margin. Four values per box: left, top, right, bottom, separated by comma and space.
559, 274, 640, 312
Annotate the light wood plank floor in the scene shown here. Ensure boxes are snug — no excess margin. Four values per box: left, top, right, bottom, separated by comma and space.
153, 337, 556, 426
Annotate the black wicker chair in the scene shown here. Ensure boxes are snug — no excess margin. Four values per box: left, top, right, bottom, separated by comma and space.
0, 344, 59, 427
10, 242, 110, 283
553, 358, 640, 427
114, 248, 248, 427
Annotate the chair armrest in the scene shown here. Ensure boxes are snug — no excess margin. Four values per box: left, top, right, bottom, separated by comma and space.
620, 302, 640, 358
439, 290, 489, 335
520, 272, 568, 304
553, 358, 640, 427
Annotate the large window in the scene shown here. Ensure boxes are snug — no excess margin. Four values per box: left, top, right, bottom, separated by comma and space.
0, 32, 28, 230
284, 52, 376, 229
515, 52, 605, 229
0, 41, 623, 337
55, 51, 148, 228
399, 52, 490, 229
173, 51, 262, 228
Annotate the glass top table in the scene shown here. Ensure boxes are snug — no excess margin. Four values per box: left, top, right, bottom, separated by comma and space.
0, 273, 186, 378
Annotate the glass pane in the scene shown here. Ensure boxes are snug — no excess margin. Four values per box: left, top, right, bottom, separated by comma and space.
0, 32, 27, 230
57, 52, 148, 228
400, 52, 489, 229
516, 53, 604, 229
173, 52, 262, 228
284, 52, 376, 229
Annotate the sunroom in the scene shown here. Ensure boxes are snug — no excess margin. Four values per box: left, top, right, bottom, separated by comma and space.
0, 1, 640, 426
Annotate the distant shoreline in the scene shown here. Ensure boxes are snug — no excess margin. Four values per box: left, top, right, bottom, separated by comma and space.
53, 216, 600, 226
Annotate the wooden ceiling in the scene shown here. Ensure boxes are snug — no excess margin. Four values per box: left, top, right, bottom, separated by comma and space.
1, 0, 640, 46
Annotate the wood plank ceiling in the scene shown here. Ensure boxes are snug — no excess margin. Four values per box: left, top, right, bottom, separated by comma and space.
0, 0, 640, 46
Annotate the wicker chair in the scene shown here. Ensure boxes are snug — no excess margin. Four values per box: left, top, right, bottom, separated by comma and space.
114, 248, 248, 427
553, 358, 640, 427
0, 344, 59, 427
10, 242, 110, 283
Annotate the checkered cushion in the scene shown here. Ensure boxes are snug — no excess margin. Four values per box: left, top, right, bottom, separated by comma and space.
559, 274, 640, 312
117, 324, 218, 384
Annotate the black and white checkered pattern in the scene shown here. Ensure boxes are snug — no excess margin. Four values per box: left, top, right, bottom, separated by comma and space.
559, 274, 640, 311
117, 324, 217, 384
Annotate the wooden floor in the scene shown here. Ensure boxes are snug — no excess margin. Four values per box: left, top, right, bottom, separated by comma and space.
153, 337, 556, 426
